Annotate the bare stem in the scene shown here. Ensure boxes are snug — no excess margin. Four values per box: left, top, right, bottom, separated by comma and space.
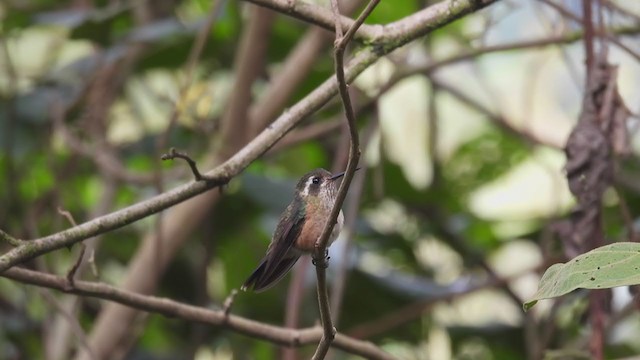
0, 229, 23, 247
311, 1, 380, 359
161, 147, 208, 181
56, 207, 86, 286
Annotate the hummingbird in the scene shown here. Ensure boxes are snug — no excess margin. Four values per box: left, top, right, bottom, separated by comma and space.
241, 168, 348, 292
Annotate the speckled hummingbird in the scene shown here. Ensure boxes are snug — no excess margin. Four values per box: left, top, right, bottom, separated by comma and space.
241, 168, 349, 292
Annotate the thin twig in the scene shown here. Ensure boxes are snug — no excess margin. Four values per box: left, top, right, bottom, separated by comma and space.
161, 147, 208, 181
0, 229, 23, 247
57, 207, 86, 287
311, 1, 380, 359
57, 208, 79, 228
1, 267, 395, 360
66, 244, 86, 288
222, 289, 238, 316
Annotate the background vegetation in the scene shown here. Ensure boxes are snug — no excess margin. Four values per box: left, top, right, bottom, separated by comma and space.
1, 0, 640, 359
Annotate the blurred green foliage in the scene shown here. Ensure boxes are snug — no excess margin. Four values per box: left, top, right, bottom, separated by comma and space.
2, 1, 640, 360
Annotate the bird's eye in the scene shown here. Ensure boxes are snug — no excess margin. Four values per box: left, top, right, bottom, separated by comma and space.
312, 177, 320, 184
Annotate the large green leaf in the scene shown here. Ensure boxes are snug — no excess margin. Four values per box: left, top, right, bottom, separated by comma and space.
524, 242, 640, 310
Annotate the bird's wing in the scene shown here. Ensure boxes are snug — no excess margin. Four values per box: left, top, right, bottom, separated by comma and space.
261, 200, 305, 279
242, 200, 305, 291
241, 256, 300, 292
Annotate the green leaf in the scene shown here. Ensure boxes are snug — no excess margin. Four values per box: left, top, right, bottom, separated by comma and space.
524, 242, 640, 311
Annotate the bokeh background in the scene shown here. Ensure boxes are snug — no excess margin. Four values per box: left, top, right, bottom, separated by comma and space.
1, 0, 640, 359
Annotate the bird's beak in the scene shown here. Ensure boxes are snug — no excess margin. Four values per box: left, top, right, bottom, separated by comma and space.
329, 167, 360, 180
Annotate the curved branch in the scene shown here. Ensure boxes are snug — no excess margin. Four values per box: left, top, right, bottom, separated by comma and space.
310, 1, 379, 359
1, 267, 395, 360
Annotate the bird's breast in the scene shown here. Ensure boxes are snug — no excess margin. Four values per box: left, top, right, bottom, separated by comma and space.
295, 209, 344, 253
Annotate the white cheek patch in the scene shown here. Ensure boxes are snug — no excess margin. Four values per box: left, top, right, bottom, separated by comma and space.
301, 178, 313, 197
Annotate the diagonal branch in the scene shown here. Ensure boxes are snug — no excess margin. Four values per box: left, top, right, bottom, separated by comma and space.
1, 267, 395, 360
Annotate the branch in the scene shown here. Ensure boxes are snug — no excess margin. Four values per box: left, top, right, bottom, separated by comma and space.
245, 0, 496, 48
1, 267, 395, 360
56, 207, 87, 287
0, 0, 498, 273
161, 148, 208, 182
241, 0, 379, 40
0, 229, 23, 247
310, 1, 379, 359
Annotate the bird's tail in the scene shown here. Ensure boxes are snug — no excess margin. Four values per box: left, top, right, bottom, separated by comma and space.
241, 256, 300, 292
